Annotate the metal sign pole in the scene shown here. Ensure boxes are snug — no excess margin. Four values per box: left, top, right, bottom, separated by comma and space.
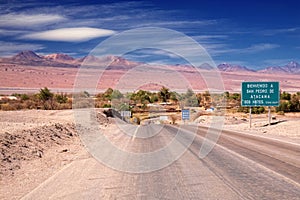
268, 106, 271, 126
249, 107, 252, 128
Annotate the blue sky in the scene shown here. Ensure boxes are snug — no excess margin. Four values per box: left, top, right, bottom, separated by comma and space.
0, 0, 299, 69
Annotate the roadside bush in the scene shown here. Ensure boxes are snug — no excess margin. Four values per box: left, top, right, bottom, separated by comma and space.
277, 111, 285, 115
237, 106, 249, 113
252, 107, 265, 114
276, 101, 291, 112
170, 115, 177, 124
0, 103, 16, 111
237, 106, 265, 114
55, 93, 68, 104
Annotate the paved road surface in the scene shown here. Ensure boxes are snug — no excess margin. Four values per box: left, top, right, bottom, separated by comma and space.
22, 123, 300, 199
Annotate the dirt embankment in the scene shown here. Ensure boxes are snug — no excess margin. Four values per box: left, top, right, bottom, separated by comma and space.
0, 123, 77, 177
0, 109, 114, 199
0, 109, 112, 178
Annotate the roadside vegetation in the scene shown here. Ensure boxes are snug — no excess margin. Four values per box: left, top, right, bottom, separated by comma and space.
0, 87, 299, 115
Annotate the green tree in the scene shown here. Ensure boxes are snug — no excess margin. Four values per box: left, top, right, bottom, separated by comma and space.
135, 90, 151, 104
223, 91, 230, 99
281, 91, 291, 100
55, 93, 68, 104
20, 94, 29, 101
170, 91, 179, 102
38, 87, 54, 109
276, 101, 291, 112
185, 88, 194, 97
111, 90, 123, 99
252, 107, 265, 114
290, 94, 300, 111
150, 93, 159, 103
180, 89, 198, 107
230, 93, 240, 100
39, 87, 53, 102
103, 88, 114, 100
158, 87, 170, 102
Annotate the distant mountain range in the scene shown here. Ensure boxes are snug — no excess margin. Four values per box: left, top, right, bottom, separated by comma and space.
217, 63, 255, 72
216, 62, 300, 74
0, 51, 299, 74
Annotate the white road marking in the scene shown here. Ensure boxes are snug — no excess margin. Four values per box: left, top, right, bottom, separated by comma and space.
131, 125, 140, 141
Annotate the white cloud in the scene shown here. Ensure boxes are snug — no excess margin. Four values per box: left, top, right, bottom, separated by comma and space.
0, 41, 44, 56
192, 35, 228, 42
0, 13, 67, 28
133, 49, 180, 59
206, 43, 280, 56
133, 20, 217, 29
260, 27, 299, 36
243, 43, 279, 53
22, 27, 116, 42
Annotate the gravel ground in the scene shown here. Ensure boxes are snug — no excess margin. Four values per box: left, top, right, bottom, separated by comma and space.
0, 109, 112, 199
195, 112, 300, 143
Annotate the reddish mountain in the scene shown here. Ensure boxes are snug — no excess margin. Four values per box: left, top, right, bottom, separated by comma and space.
258, 66, 287, 74
258, 61, 300, 74
217, 63, 254, 72
12, 51, 43, 62
0, 51, 299, 75
1, 51, 78, 68
106, 56, 140, 70
78, 55, 140, 70
282, 61, 300, 74
44, 53, 75, 62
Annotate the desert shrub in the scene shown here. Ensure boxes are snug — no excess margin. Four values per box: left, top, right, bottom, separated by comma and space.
132, 116, 140, 125
280, 91, 291, 100
237, 106, 265, 114
55, 103, 72, 110
72, 99, 94, 109
170, 115, 177, 124
55, 93, 68, 104
276, 101, 291, 112
277, 111, 285, 115
72, 92, 94, 109
38, 87, 53, 102
230, 93, 241, 100
102, 104, 111, 108
0, 103, 16, 111
23, 100, 38, 109
252, 107, 265, 114
237, 106, 249, 113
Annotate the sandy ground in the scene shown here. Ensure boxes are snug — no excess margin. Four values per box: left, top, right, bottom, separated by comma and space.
1, 64, 300, 94
196, 112, 300, 143
0, 109, 112, 200
0, 109, 299, 199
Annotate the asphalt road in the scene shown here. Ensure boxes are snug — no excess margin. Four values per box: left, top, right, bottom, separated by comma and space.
21, 123, 300, 199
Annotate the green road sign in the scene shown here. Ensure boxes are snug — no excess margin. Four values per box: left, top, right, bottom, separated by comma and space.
241, 82, 279, 107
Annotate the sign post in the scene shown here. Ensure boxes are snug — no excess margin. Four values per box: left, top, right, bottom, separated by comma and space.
249, 107, 252, 128
181, 109, 190, 124
241, 82, 279, 128
120, 110, 131, 121
268, 106, 271, 126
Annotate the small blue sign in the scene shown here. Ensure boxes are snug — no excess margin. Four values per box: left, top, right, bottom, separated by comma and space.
182, 109, 190, 120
